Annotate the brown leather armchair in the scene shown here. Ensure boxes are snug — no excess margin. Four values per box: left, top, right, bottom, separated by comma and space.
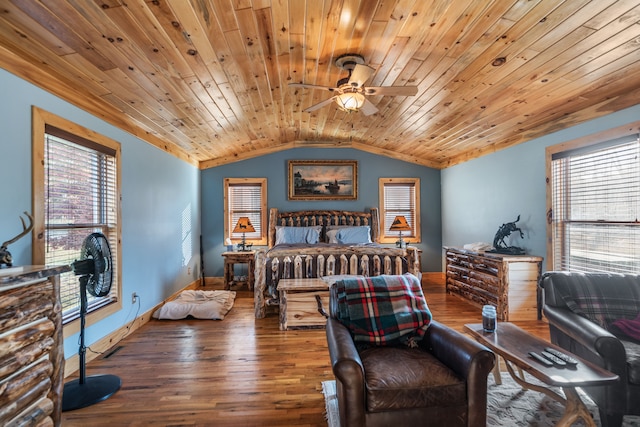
325, 283, 495, 427
541, 272, 640, 427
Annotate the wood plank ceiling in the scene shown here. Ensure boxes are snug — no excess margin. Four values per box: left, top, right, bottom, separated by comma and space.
1, 0, 640, 169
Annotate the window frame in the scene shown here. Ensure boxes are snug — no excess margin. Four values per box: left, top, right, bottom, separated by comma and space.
32, 107, 122, 338
545, 120, 640, 272
378, 178, 421, 244
223, 178, 267, 246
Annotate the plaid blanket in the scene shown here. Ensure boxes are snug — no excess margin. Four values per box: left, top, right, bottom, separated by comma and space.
544, 272, 640, 329
334, 274, 432, 347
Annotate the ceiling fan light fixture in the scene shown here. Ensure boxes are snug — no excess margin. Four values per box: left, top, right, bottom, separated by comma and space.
336, 92, 365, 112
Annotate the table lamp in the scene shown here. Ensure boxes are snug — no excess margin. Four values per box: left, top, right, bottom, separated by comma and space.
233, 217, 255, 251
389, 215, 411, 249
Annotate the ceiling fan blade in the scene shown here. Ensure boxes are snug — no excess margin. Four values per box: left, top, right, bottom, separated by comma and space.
348, 64, 375, 87
289, 83, 337, 92
364, 86, 418, 96
359, 98, 379, 116
303, 96, 338, 113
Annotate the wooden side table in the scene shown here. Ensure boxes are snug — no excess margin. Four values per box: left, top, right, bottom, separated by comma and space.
222, 251, 255, 290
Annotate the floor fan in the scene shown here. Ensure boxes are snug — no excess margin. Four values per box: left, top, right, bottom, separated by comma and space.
62, 232, 121, 411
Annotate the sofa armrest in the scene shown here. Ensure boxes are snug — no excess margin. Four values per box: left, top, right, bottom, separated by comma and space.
326, 318, 365, 426
543, 305, 627, 376
424, 321, 495, 378
423, 321, 495, 427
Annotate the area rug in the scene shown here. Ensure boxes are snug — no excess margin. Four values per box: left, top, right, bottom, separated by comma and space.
322, 374, 640, 426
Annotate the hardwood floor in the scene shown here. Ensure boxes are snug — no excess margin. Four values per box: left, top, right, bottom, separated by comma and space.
61, 275, 549, 426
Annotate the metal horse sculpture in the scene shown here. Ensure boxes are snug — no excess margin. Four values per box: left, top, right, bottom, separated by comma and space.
0, 212, 34, 268
490, 215, 525, 255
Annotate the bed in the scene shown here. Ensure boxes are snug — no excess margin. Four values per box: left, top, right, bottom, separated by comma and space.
253, 208, 421, 318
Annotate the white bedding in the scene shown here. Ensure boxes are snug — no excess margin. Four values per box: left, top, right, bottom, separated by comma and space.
152, 290, 236, 320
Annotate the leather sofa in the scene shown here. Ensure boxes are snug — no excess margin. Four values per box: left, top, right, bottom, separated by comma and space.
325, 278, 495, 427
541, 271, 640, 427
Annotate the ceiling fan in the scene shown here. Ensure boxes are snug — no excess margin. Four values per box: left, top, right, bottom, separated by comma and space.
289, 54, 418, 116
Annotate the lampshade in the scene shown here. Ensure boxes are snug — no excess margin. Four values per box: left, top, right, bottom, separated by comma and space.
389, 215, 411, 231
233, 217, 255, 233
335, 92, 365, 112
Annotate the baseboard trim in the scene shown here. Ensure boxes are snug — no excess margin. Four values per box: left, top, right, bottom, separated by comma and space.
63, 278, 203, 378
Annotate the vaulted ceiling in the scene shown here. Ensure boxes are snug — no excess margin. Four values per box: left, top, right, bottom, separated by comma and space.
1, 1, 640, 169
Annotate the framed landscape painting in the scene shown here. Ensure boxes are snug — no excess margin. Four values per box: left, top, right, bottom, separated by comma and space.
288, 160, 358, 200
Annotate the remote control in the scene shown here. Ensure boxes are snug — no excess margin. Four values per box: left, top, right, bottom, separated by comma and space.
540, 351, 567, 367
529, 351, 553, 366
544, 347, 578, 365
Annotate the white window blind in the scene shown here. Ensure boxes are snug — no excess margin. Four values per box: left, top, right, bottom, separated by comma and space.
379, 178, 420, 243
228, 183, 263, 241
384, 184, 416, 236
551, 135, 640, 273
45, 127, 119, 323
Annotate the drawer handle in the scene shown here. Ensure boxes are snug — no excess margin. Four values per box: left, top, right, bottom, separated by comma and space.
315, 295, 328, 318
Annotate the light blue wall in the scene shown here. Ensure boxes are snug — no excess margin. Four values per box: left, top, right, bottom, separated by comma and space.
0, 69, 200, 359
441, 103, 640, 271
201, 148, 442, 273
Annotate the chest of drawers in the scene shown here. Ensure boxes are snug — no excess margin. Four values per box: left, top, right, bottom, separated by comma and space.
0, 265, 69, 427
444, 247, 543, 321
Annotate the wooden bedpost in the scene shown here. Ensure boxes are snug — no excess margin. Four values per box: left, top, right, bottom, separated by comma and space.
369, 207, 380, 243
268, 207, 279, 248
254, 249, 267, 318
406, 246, 422, 280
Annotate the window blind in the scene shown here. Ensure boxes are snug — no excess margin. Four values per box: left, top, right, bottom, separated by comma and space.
551, 135, 640, 273
228, 183, 262, 240
383, 183, 416, 237
44, 131, 118, 322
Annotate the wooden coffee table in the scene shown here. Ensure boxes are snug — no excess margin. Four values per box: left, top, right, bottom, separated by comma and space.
465, 322, 618, 427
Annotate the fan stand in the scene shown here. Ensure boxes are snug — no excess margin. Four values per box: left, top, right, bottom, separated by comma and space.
62, 276, 121, 411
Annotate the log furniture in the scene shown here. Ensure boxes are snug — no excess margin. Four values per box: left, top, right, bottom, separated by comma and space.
277, 277, 330, 330
465, 322, 618, 427
254, 208, 422, 318
222, 250, 255, 290
0, 265, 70, 427
444, 247, 543, 321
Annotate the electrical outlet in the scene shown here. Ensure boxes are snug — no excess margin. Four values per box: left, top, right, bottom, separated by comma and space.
131, 292, 138, 304
187, 266, 191, 275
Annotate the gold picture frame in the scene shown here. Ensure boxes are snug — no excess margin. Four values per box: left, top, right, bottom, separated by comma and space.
288, 160, 358, 200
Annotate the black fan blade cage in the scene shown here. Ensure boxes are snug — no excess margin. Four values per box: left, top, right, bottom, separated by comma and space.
72, 232, 114, 297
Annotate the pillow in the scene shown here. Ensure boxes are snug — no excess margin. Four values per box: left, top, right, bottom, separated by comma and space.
326, 228, 341, 244
275, 226, 321, 245
326, 225, 366, 243
327, 226, 371, 244
611, 312, 640, 342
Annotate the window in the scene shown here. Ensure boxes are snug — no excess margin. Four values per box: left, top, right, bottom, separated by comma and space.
379, 178, 421, 244
32, 108, 122, 333
224, 178, 267, 245
547, 126, 640, 274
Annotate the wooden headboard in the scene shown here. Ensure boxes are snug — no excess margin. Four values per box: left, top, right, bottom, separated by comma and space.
267, 208, 381, 248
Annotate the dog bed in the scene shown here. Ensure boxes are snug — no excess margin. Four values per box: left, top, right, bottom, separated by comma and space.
152, 290, 236, 320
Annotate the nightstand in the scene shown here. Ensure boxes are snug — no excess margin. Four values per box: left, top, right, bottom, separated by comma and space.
222, 251, 255, 290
